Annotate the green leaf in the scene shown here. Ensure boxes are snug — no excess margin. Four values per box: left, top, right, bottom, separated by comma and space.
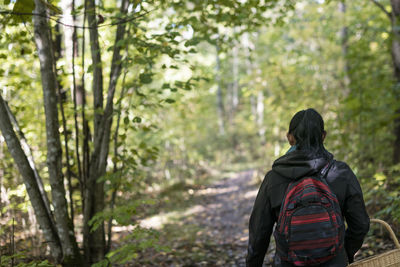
40, 0, 62, 15
133, 116, 142, 123
87, 64, 93, 73
139, 73, 153, 84
123, 117, 129, 125
165, 99, 175, 104
12, 0, 35, 22
184, 37, 201, 47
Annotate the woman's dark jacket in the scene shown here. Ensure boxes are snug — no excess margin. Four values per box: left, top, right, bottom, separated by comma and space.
246, 150, 370, 267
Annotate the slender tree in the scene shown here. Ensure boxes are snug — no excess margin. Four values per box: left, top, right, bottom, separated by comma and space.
32, 0, 81, 263
83, 0, 130, 262
215, 41, 225, 135
0, 94, 63, 262
370, 0, 400, 164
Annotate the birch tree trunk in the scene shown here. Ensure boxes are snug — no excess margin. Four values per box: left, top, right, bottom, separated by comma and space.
3, 101, 52, 220
60, 0, 76, 100
0, 95, 63, 262
256, 90, 265, 144
32, 0, 81, 264
215, 43, 225, 135
232, 44, 239, 112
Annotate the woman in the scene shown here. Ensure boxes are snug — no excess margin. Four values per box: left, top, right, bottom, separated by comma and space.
246, 108, 370, 267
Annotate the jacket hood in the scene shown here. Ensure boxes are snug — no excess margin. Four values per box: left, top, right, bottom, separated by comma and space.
272, 150, 333, 180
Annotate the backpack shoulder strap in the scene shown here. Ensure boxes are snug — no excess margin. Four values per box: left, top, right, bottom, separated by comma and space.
319, 159, 334, 182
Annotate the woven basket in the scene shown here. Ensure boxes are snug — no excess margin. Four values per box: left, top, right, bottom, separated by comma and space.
348, 219, 400, 267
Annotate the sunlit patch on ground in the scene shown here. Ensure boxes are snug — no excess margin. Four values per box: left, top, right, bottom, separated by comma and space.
244, 189, 258, 199
139, 205, 206, 229
195, 185, 239, 196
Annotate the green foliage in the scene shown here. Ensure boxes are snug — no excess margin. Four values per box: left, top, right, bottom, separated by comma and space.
0, 253, 54, 267
365, 166, 400, 223
92, 227, 164, 266
1, 0, 400, 263
89, 198, 156, 231
12, 0, 35, 22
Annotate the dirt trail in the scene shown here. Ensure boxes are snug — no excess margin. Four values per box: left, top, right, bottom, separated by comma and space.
184, 170, 275, 266
134, 170, 275, 266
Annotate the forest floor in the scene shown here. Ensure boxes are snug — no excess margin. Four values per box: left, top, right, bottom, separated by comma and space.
3, 168, 396, 266
123, 169, 275, 266
125, 169, 398, 267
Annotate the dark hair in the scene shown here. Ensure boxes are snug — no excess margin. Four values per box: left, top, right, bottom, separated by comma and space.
288, 108, 329, 157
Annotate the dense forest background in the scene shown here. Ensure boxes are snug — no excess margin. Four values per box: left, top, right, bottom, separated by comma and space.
0, 0, 399, 266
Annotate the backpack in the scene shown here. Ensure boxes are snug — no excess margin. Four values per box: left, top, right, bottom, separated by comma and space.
273, 160, 345, 266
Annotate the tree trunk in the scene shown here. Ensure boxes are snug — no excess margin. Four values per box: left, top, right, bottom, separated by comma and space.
391, 0, 400, 164
87, 0, 104, 138
339, 0, 351, 96
227, 43, 240, 127
32, 1, 81, 264
256, 90, 266, 144
83, 0, 130, 262
215, 43, 225, 135
82, 0, 105, 262
232, 44, 239, 112
60, 0, 76, 100
0, 94, 62, 262
3, 101, 53, 221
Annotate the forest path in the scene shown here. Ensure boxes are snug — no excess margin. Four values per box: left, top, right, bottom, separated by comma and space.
175, 170, 275, 266
135, 170, 276, 266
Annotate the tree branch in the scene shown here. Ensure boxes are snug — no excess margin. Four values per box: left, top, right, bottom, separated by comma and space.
0, 9, 154, 29
370, 0, 392, 20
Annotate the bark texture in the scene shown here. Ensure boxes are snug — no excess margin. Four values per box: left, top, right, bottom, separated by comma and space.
87, 0, 104, 138
83, 0, 130, 263
32, 0, 81, 264
83, 0, 105, 259
0, 95, 62, 261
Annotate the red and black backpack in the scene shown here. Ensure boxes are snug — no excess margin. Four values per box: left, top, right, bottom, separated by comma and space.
273, 160, 345, 266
